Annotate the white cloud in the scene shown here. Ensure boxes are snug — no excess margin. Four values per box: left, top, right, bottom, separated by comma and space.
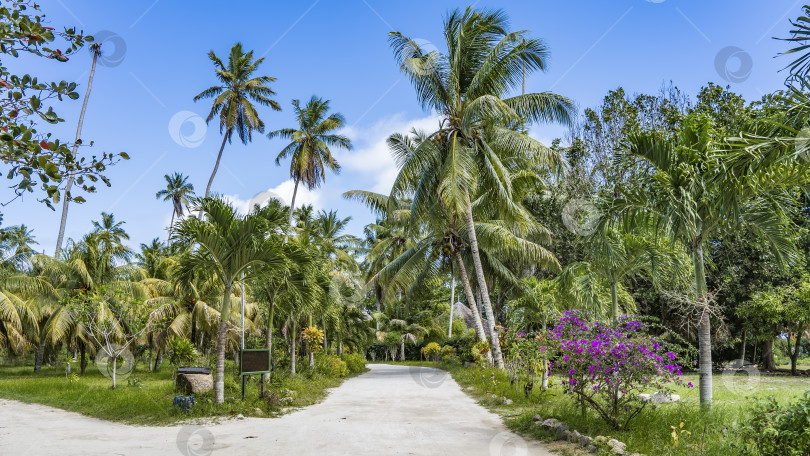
337, 112, 441, 194
222, 180, 323, 215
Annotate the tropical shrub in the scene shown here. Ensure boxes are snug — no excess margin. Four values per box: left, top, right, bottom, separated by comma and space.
168, 338, 198, 367
315, 353, 348, 378
545, 310, 692, 429
340, 353, 367, 374
421, 342, 442, 362
302, 326, 325, 353
738, 391, 810, 455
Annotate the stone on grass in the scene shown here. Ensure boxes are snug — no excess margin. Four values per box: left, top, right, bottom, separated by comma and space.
541, 418, 560, 429
555, 423, 569, 440
587, 445, 597, 453
532, 414, 542, 422
608, 438, 627, 454
639, 392, 680, 404
579, 435, 593, 447
175, 373, 213, 395
502, 397, 513, 405
568, 430, 581, 443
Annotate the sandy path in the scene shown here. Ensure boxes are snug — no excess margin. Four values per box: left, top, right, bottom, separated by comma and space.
0, 364, 552, 455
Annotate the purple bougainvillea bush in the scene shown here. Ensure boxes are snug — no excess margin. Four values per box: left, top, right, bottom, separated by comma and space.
544, 310, 693, 429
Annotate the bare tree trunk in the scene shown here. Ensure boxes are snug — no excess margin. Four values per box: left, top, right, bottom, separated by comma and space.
790, 332, 802, 375
464, 191, 504, 369
290, 321, 297, 375
153, 349, 162, 371
762, 339, 776, 370
111, 355, 118, 389
166, 210, 176, 246
453, 252, 487, 343
694, 242, 712, 407
55, 45, 101, 256
288, 178, 300, 227
263, 303, 274, 383
214, 284, 232, 404
34, 340, 45, 372
214, 320, 228, 404
204, 134, 229, 199
79, 341, 87, 375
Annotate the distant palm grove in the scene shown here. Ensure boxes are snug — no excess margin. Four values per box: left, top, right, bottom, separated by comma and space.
3, 3, 810, 455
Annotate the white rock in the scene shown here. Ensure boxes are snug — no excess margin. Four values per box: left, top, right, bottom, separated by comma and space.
541, 418, 560, 428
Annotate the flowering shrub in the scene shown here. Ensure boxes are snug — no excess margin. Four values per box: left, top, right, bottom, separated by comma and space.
546, 310, 691, 429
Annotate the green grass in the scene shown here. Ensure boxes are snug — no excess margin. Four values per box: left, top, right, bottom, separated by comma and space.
0, 360, 364, 425
394, 361, 810, 456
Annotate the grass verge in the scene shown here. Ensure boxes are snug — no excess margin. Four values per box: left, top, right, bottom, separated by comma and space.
390, 361, 810, 455
0, 361, 366, 426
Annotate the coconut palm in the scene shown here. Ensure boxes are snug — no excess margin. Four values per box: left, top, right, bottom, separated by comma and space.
0, 225, 38, 271
156, 173, 195, 243
194, 43, 281, 198
174, 197, 287, 403
613, 114, 798, 407
388, 7, 574, 367
269, 96, 352, 226
55, 42, 102, 256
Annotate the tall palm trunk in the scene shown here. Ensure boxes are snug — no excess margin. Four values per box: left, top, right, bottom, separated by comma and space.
263, 302, 275, 383
288, 178, 300, 226
464, 191, 504, 368
214, 284, 232, 404
33, 340, 45, 372
79, 341, 87, 375
290, 320, 297, 374
453, 252, 487, 343
55, 44, 101, 256
204, 134, 229, 198
693, 242, 712, 407
167, 210, 176, 245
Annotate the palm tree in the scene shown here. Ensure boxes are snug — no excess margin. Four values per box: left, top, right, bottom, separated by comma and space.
558, 225, 690, 321
388, 7, 574, 368
55, 42, 102, 256
174, 197, 286, 403
0, 225, 38, 271
156, 173, 195, 243
268, 96, 352, 226
194, 43, 281, 198
614, 114, 797, 407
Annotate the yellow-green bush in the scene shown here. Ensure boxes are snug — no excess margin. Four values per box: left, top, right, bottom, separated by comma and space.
340, 353, 367, 374
315, 353, 348, 378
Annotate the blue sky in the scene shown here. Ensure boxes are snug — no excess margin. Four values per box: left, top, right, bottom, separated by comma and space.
4, 0, 801, 252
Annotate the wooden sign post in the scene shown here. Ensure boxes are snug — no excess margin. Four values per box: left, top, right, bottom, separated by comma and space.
240, 349, 271, 399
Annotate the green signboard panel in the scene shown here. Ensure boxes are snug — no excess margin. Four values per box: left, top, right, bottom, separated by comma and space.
240, 349, 271, 375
